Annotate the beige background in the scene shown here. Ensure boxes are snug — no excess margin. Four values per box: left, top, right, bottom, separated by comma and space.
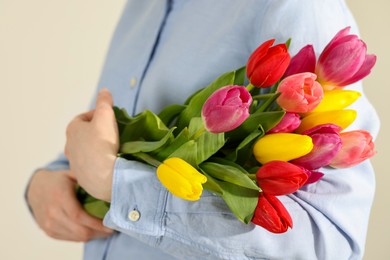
0, 1, 388, 259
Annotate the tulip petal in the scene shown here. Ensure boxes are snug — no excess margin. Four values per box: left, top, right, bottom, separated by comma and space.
292, 124, 342, 170
330, 130, 376, 168
310, 90, 361, 112
257, 161, 308, 195
253, 133, 313, 164
338, 54, 377, 86
202, 85, 252, 133
247, 39, 276, 76
284, 45, 316, 77
252, 193, 293, 233
296, 110, 357, 133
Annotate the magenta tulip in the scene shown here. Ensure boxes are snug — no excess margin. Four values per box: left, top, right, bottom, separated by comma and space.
303, 169, 324, 185
256, 161, 308, 196
247, 39, 291, 88
276, 72, 324, 113
292, 124, 342, 170
267, 112, 301, 134
330, 130, 376, 168
284, 45, 316, 78
202, 85, 252, 133
316, 27, 377, 90
252, 193, 293, 233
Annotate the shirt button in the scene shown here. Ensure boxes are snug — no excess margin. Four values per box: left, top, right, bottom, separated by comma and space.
128, 210, 140, 222
130, 77, 137, 89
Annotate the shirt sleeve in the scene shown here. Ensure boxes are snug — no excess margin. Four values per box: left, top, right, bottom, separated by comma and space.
103, 1, 380, 259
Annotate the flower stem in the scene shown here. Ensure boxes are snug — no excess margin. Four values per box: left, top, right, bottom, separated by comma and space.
252, 93, 277, 100
133, 152, 162, 167
257, 92, 281, 112
246, 83, 255, 92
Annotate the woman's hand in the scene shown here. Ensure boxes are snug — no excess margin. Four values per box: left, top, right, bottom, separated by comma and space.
27, 169, 113, 241
65, 88, 119, 202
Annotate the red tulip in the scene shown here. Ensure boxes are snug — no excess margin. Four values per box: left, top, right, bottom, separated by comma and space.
292, 124, 342, 170
267, 112, 301, 134
202, 85, 252, 133
276, 72, 323, 113
330, 130, 376, 168
316, 27, 376, 90
256, 161, 308, 196
284, 45, 316, 78
252, 193, 293, 233
247, 39, 291, 88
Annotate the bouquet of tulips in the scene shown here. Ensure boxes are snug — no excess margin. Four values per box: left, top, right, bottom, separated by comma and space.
78, 27, 376, 233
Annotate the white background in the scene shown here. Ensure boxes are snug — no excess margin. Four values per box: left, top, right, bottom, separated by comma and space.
0, 1, 388, 259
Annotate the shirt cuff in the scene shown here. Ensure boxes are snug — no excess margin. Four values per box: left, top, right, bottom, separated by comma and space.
103, 157, 168, 237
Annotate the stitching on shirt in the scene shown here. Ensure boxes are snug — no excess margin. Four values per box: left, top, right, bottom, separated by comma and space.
131, 0, 173, 115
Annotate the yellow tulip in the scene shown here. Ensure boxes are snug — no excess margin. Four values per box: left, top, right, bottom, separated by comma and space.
296, 109, 357, 133
311, 90, 361, 112
253, 133, 313, 164
156, 157, 207, 201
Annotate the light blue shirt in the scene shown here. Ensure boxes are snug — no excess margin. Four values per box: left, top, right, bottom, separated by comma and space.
44, 0, 380, 259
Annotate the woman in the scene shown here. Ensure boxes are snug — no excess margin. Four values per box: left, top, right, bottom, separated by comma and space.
27, 0, 380, 259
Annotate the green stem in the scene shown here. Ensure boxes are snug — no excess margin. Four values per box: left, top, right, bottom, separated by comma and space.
246, 83, 255, 92
133, 152, 162, 167
257, 92, 281, 112
251, 93, 277, 100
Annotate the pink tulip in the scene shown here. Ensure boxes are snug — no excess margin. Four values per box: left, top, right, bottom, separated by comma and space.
252, 193, 293, 233
316, 27, 377, 90
247, 39, 291, 88
202, 85, 252, 133
330, 130, 376, 168
284, 45, 316, 78
276, 72, 324, 113
267, 112, 301, 134
292, 124, 342, 170
256, 161, 308, 196
301, 168, 324, 185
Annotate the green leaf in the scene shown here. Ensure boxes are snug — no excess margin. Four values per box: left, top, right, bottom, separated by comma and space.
233, 66, 246, 86
120, 128, 175, 154
83, 200, 110, 219
168, 140, 198, 167
154, 128, 191, 161
200, 162, 259, 190
176, 70, 239, 131
158, 104, 186, 127
226, 130, 262, 164
227, 111, 285, 142
188, 117, 225, 165
202, 172, 259, 224
115, 109, 170, 144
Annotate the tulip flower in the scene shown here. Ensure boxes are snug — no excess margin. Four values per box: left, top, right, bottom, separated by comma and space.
311, 90, 361, 113
283, 45, 316, 78
267, 112, 301, 134
302, 168, 324, 185
276, 72, 324, 113
252, 193, 293, 233
247, 39, 290, 88
296, 110, 357, 133
156, 157, 207, 201
253, 133, 313, 164
330, 130, 376, 168
256, 161, 308, 196
292, 124, 342, 170
316, 27, 377, 90
202, 85, 252, 133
